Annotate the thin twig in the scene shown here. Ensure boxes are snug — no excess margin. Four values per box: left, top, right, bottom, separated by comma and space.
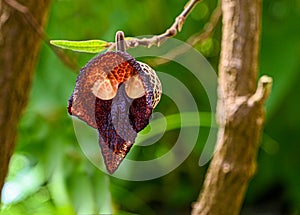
107, 0, 202, 51
187, 0, 221, 46
4, 0, 202, 70
150, 0, 221, 66
4, 0, 79, 71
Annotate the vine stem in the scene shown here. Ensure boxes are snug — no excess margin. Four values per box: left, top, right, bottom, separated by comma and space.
150, 0, 221, 66
108, 0, 202, 51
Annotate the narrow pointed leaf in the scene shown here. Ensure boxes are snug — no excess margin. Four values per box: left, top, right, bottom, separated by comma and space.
50, 40, 109, 53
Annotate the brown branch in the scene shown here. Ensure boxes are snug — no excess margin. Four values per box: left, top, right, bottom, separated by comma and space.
191, 0, 272, 214
6, 0, 201, 71
107, 0, 202, 51
4, 0, 47, 40
151, 0, 221, 66
248, 75, 272, 106
0, 0, 52, 201
4, 0, 79, 71
7, 0, 202, 70
187, 1, 221, 46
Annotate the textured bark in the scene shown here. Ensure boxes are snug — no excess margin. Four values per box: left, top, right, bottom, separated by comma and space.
0, 0, 51, 200
191, 0, 272, 214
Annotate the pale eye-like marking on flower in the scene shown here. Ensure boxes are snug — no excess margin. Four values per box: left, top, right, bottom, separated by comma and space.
92, 78, 118, 100
124, 74, 145, 99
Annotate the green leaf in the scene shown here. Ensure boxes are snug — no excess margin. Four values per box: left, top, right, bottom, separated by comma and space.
50, 40, 109, 53
136, 111, 216, 144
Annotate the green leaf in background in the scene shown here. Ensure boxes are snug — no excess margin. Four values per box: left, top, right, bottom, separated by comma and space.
136, 111, 216, 144
50, 40, 109, 53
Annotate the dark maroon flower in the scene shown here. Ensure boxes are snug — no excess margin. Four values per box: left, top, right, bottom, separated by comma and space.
68, 51, 161, 174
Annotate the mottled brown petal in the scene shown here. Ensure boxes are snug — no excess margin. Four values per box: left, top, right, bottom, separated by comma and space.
68, 51, 137, 128
68, 51, 160, 174
129, 94, 153, 132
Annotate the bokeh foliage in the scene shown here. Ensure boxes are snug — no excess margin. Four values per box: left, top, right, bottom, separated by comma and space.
1, 0, 300, 214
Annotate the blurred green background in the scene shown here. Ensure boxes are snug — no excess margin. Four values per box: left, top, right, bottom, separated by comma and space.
1, 0, 300, 214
